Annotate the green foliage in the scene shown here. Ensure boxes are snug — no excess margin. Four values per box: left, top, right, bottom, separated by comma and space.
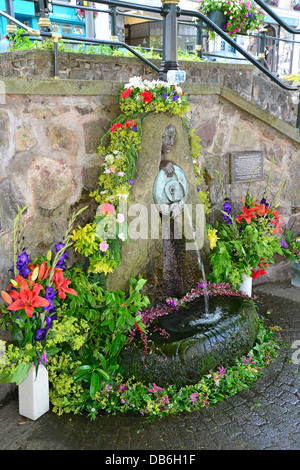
47, 267, 149, 410
47, 316, 280, 420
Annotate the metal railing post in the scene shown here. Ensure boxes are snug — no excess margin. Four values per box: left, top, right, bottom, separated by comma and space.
258, 28, 267, 66
109, 5, 118, 41
37, 0, 51, 34
5, 0, 17, 38
195, 19, 203, 58
159, 0, 180, 81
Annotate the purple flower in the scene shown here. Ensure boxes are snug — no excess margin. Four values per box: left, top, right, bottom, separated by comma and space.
223, 197, 232, 225
261, 198, 269, 207
36, 328, 47, 341
132, 125, 137, 132
38, 352, 48, 365
55, 242, 68, 270
16, 252, 31, 277
128, 179, 134, 186
172, 94, 179, 101
280, 240, 289, 249
166, 298, 177, 307
163, 92, 167, 99
45, 286, 56, 300
17, 252, 30, 266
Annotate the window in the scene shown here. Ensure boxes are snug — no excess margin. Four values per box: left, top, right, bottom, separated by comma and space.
51, 23, 61, 33
61, 23, 73, 34
73, 25, 84, 35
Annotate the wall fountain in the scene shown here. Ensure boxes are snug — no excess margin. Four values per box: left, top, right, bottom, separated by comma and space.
104, 111, 259, 388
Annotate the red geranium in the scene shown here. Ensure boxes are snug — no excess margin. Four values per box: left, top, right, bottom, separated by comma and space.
140, 91, 153, 104
111, 123, 124, 133
125, 120, 137, 129
121, 88, 133, 99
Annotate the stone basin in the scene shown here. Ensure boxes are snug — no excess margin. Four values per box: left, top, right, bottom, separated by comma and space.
121, 295, 259, 388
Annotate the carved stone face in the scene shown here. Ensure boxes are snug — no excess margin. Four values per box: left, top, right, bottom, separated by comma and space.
162, 124, 176, 155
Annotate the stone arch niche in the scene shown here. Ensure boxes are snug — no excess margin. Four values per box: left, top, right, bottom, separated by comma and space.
106, 113, 210, 305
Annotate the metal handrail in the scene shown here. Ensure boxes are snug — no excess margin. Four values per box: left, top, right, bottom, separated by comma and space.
1, 1, 300, 92
0, 8, 160, 73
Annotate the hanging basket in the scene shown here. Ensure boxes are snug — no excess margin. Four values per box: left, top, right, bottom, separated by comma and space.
204, 10, 229, 31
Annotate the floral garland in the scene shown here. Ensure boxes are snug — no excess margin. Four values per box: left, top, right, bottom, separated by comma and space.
72, 77, 206, 275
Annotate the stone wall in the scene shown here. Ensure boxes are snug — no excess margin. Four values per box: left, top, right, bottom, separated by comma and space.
0, 50, 298, 126
0, 75, 299, 295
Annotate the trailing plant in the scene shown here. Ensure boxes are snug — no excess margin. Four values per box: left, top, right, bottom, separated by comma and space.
198, 0, 265, 37
46, 313, 280, 420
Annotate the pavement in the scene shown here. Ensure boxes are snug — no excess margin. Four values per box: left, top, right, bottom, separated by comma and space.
0, 280, 300, 454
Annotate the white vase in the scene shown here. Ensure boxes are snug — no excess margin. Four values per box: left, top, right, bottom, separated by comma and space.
291, 261, 300, 287
239, 274, 252, 297
18, 364, 49, 420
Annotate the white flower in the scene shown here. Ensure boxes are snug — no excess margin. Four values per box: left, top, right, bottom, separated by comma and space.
118, 232, 126, 241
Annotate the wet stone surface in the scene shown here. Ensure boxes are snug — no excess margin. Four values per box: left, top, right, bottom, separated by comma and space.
0, 282, 300, 451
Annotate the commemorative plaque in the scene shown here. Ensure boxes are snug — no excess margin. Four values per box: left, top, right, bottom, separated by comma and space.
230, 151, 263, 183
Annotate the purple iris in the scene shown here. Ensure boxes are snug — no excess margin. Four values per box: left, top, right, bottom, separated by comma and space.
16, 251, 31, 277
36, 328, 47, 341
222, 197, 233, 225
261, 198, 269, 207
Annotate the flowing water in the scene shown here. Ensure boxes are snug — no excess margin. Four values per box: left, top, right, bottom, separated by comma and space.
184, 206, 210, 314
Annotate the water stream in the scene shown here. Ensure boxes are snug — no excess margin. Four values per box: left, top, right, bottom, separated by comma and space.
184, 205, 210, 315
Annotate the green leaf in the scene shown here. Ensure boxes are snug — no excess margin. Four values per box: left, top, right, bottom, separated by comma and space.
90, 371, 100, 399
11, 362, 32, 385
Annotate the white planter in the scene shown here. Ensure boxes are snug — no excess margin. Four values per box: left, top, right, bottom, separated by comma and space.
239, 274, 252, 297
291, 261, 300, 287
18, 364, 49, 420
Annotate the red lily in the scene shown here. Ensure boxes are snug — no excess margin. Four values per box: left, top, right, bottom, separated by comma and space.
52, 270, 77, 299
1, 291, 13, 305
236, 206, 257, 224
7, 282, 49, 318
253, 203, 271, 217
7, 275, 26, 291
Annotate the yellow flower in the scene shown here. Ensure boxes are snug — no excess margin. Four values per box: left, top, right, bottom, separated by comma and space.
207, 228, 219, 249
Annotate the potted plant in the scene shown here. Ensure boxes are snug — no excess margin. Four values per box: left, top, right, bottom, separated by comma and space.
0, 206, 85, 420
197, 0, 265, 37
207, 164, 286, 295
280, 229, 300, 287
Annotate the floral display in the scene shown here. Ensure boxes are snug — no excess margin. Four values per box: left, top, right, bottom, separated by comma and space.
280, 228, 300, 264
72, 77, 192, 275
198, 0, 265, 36
207, 163, 286, 287
119, 77, 190, 117
0, 207, 85, 385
